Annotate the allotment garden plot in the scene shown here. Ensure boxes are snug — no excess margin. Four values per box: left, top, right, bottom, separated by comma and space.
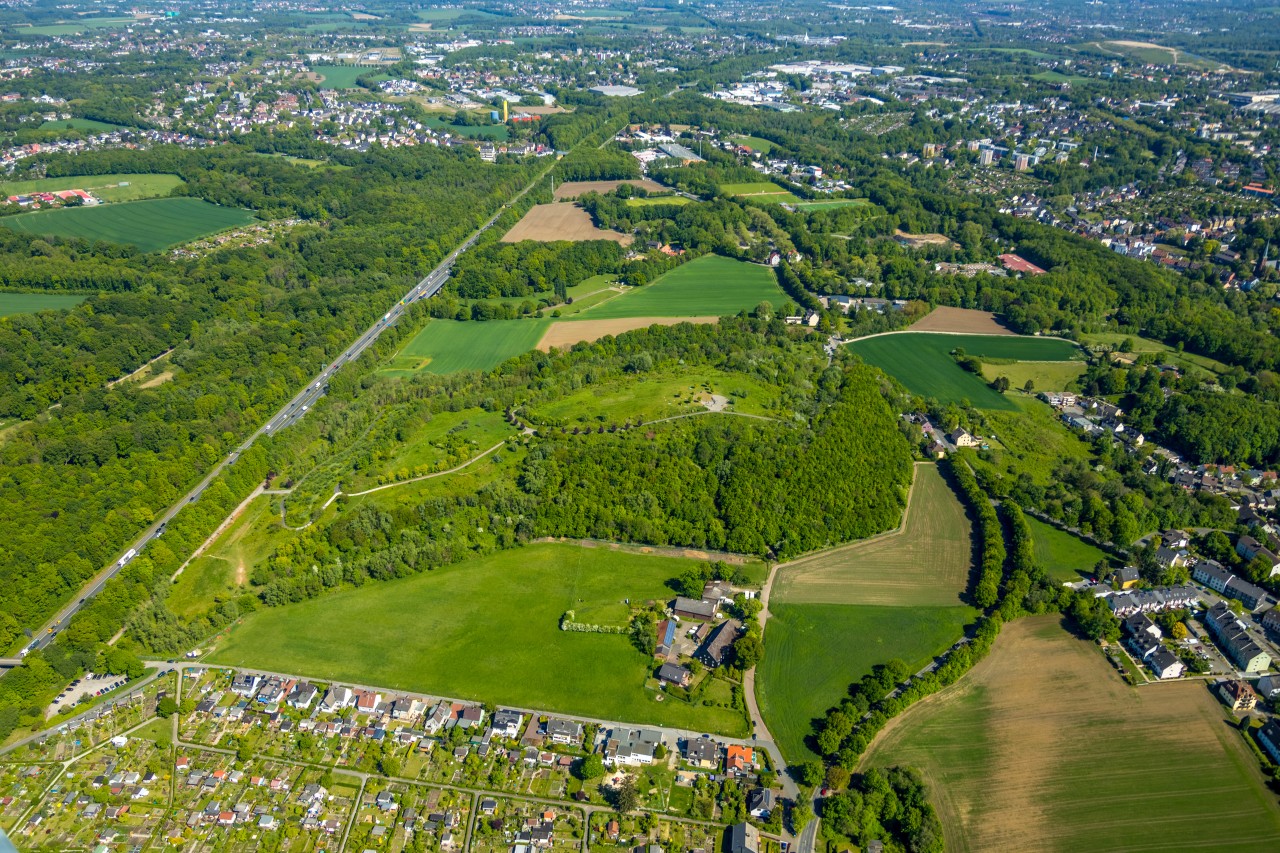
861, 616, 1280, 853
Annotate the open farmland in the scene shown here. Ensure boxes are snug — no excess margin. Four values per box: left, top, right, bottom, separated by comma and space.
759, 604, 975, 762
1028, 517, 1116, 581
861, 616, 1280, 852
502, 203, 632, 244
0, 292, 88, 317
0, 197, 256, 252
553, 179, 667, 199
980, 359, 1086, 392
38, 118, 126, 133
385, 319, 549, 375
210, 543, 751, 735
309, 64, 367, 89
846, 333, 1081, 410
773, 463, 972, 608
0, 173, 184, 204
909, 306, 1013, 335
789, 199, 870, 211
537, 316, 718, 351
574, 254, 786, 320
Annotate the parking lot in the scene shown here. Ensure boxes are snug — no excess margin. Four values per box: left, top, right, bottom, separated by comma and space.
46, 673, 128, 717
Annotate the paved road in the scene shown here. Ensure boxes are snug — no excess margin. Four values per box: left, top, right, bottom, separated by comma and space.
12, 166, 554, 664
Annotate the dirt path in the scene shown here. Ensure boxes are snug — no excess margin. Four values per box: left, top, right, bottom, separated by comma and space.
171, 484, 264, 580
105, 347, 174, 388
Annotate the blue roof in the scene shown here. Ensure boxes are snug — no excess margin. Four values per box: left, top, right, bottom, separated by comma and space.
662, 620, 677, 646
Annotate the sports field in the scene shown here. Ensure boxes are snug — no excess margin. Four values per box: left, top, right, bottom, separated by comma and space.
1028, 517, 1115, 582
720, 182, 800, 204
846, 333, 1081, 410
0, 292, 87, 317
502, 204, 631, 244
385, 319, 550, 375
574, 255, 786, 320
758, 603, 976, 762
38, 118, 125, 134
0, 173, 183, 203
310, 64, 367, 89
210, 543, 751, 735
773, 464, 973, 607
0, 197, 256, 252
861, 616, 1280, 852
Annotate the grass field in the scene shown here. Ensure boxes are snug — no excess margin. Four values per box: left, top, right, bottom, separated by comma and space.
728, 136, 778, 154
384, 319, 550, 375
626, 195, 692, 207
758, 604, 976, 762
210, 543, 750, 735
861, 616, 1280, 852
789, 199, 871, 211
310, 65, 369, 89
0, 173, 184, 203
720, 182, 801, 205
846, 333, 1081, 410
0, 197, 256, 252
16, 17, 134, 36
774, 464, 972, 608
38, 118, 125, 134
980, 359, 1086, 392
1028, 517, 1116, 581
0, 292, 87, 317
1079, 331, 1228, 377
576, 255, 786, 320
424, 116, 510, 141
169, 495, 284, 618
977, 398, 1097, 487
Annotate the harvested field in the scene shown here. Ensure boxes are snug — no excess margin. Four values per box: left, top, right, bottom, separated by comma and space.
502, 203, 632, 244
537, 316, 717, 351
894, 229, 955, 248
774, 463, 973, 608
553, 179, 666, 200
862, 616, 1280, 853
909, 306, 1014, 335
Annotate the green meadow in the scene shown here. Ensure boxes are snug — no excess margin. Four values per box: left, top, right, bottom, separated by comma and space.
0, 197, 255, 252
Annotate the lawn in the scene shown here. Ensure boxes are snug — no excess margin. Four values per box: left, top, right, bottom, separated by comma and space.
773, 463, 972, 608
0, 173, 184, 203
575, 255, 786, 320
0, 197, 256, 252
758, 603, 976, 763
790, 199, 871, 211
311, 65, 369, 89
979, 359, 1086, 393
861, 616, 1280, 852
209, 543, 750, 735
0, 292, 87, 317
625, 195, 692, 207
425, 115, 510, 141
38, 118, 126, 134
384, 319, 550, 375
846, 333, 1081, 410
728, 136, 778, 154
1028, 517, 1116, 582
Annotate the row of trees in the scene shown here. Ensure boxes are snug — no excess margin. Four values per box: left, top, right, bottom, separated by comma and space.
944, 458, 1004, 608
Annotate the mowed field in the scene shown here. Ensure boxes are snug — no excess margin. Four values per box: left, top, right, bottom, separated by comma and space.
210, 543, 750, 735
846, 333, 1081, 410
980, 359, 1087, 392
384, 319, 550, 375
38, 118, 125, 134
774, 463, 972, 607
310, 64, 367, 89
720, 182, 801, 205
1028, 517, 1116, 581
0, 173, 184, 203
553, 179, 667, 199
0, 292, 87, 317
758, 603, 975, 762
0, 197, 256, 252
577, 255, 786, 320
503, 203, 632, 244
789, 199, 870, 211
861, 616, 1280, 852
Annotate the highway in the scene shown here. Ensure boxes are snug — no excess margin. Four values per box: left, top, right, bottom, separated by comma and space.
16, 184, 535, 663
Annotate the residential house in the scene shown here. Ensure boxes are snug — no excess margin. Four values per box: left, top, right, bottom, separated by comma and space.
353, 689, 382, 715
544, 718, 583, 746
696, 620, 740, 667
1217, 679, 1258, 712
655, 619, 678, 658
320, 686, 354, 712
949, 428, 980, 448
1154, 547, 1189, 570
726, 744, 754, 775
728, 822, 760, 853
491, 709, 524, 739
747, 788, 775, 818
1261, 606, 1280, 640
1237, 535, 1280, 577
683, 737, 720, 769
1255, 673, 1280, 700
287, 682, 318, 709
230, 674, 261, 697
604, 729, 661, 766
1162, 530, 1191, 549
1122, 613, 1161, 641
424, 701, 453, 735
1147, 648, 1185, 680
657, 663, 692, 688
457, 706, 485, 729
1192, 562, 1267, 609
1257, 719, 1280, 764
1204, 602, 1273, 673
1112, 566, 1141, 590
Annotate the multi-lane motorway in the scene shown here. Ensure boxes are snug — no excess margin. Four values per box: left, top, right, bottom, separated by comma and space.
15, 189, 530, 663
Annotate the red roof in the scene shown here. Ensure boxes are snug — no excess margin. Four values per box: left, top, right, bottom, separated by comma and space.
998, 253, 1047, 275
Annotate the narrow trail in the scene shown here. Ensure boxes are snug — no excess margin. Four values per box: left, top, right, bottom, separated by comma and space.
171, 483, 265, 581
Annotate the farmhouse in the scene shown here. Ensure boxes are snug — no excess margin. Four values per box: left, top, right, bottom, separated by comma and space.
696, 620, 741, 667
673, 596, 717, 621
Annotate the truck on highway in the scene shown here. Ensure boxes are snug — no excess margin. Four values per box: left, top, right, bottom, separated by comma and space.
117, 548, 137, 567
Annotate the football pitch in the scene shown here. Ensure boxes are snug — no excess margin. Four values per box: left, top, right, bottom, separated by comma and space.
0, 197, 256, 252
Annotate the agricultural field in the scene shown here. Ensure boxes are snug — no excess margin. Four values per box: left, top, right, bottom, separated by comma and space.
308, 64, 368, 89
626, 195, 693, 207
0, 173, 184, 203
758, 604, 976, 762
789, 198, 871, 211
574, 254, 786, 320
538, 316, 718, 351
502, 203, 631, 244
728, 136, 778, 154
845, 333, 1081, 410
1028, 517, 1116, 582
424, 115, 510, 140
37, 117, 125, 133
384, 319, 550, 375
0, 292, 87, 317
210, 543, 754, 735
980, 359, 1087, 393
14, 16, 135, 36
0, 197, 256, 252
861, 616, 1280, 852
774, 464, 971, 608
720, 182, 800, 205
553, 179, 667, 200
909, 306, 1014, 335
